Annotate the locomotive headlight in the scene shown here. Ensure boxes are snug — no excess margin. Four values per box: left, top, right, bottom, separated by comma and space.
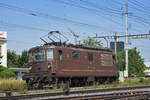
48, 65, 51, 69
29, 67, 32, 70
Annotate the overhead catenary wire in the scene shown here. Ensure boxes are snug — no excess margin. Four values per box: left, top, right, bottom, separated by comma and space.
0, 1, 146, 34
55, 0, 144, 34
7, 39, 40, 44
0, 1, 149, 36
0, 2, 113, 32
113, 0, 150, 21
77, 0, 147, 34
0, 20, 51, 32
74, 0, 124, 22
128, 0, 150, 13
127, 0, 150, 18
77, 0, 123, 14
129, 15, 150, 26
54, 0, 124, 27
113, 0, 150, 33
116, 0, 150, 20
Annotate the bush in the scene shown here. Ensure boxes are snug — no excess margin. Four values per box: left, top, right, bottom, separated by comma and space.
0, 66, 16, 79
0, 79, 27, 91
0, 66, 6, 72
142, 78, 150, 85
139, 77, 144, 83
7, 65, 20, 68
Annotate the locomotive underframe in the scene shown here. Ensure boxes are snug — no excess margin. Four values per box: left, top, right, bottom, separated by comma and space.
24, 72, 118, 89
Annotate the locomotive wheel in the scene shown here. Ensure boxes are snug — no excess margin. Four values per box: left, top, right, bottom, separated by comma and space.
26, 79, 34, 90
32, 80, 43, 89
33, 83, 40, 89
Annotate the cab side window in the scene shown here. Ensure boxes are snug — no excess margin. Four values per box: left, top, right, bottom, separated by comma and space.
88, 53, 93, 61
58, 50, 63, 61
72, 52, 79, 60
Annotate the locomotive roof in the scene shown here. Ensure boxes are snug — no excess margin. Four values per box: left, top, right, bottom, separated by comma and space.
29, 42, 112, 52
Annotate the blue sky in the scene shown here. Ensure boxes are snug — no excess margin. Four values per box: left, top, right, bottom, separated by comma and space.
0, 0, 150, 61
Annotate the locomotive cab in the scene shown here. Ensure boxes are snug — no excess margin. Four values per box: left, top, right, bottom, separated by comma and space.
23, 46, 55, 88
28, 47, 54, 73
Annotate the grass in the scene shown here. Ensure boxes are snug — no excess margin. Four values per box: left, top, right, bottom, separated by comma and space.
1, 77, 150, 96
91, 77, 150, 89
71, 77, 150, 91
0, 79, 27, 92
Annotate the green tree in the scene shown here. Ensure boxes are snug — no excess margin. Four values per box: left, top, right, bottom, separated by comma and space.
117, 48, 145, 76
117, 50, 125, 71
0, 56, 2, 64
7, 50, 19, 67
82, 37, 103, 47
18, 50, 29, 67
0, 65, 16, 78
7, 50, 29, 68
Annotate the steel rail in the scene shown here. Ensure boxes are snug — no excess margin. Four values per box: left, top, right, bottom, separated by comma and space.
53, 91, 149, 100
0, 86, 150, 100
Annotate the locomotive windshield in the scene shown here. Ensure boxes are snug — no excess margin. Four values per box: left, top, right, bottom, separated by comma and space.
29, 49, 45, 62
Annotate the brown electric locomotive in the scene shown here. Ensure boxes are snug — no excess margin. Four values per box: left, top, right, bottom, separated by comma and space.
23, 42, 118, 88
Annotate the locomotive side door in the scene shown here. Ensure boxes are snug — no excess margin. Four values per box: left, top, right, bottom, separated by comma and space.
57, 49, 64, 71
87, 52, 95, 70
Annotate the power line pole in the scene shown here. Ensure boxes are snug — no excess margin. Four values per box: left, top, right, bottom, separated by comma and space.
114, 32, 117, 62
125, 3, 129, 78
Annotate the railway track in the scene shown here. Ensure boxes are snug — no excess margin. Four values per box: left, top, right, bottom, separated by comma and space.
0, 86, 150, 100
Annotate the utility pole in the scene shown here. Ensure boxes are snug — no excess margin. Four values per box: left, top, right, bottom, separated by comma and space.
125, 3, 129, 78
114, 32, 117, 62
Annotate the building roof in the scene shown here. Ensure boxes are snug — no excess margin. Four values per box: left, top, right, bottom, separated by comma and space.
8, 68, 29, 72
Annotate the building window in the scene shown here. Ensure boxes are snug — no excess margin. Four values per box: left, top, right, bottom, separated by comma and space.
58, 50, 63, 61
72, 52, 79, 60
88, 53, 93, 61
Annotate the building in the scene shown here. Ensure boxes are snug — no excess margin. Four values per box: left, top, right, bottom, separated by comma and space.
144, 62, 150, 76
110, 41, 124, 52
0, 31, 7, 67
